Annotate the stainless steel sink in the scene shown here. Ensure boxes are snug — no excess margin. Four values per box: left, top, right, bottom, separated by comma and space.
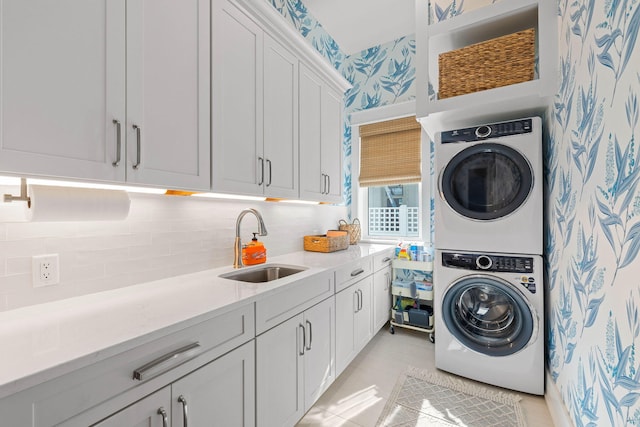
219, 264, 307, 283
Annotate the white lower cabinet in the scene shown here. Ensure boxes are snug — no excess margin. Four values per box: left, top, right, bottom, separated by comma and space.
93, 387, 172, 427
256, 296, 335, 427
95, 340, 255, 427
335, 275, 373, 376
373, 264, 393, 333
170, 340, 255, 427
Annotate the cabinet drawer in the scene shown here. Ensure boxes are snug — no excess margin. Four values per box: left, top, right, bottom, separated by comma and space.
335, 257, 373, 293
256, 270, 333, 335
3, 303, 255, 427
372, 249, 394, 272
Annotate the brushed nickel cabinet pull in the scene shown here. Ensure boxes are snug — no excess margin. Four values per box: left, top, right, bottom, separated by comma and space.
350, 268, 364, 277
258, 157, 264, 186
132, 124, 141, 169
299, 324, 306, 355
133, 342, 201, 381
157, 407, 168, 427
305, 320, 312, 351
112, 119, 122, 167
178, 395, 189, 427
266, 159, 272, 187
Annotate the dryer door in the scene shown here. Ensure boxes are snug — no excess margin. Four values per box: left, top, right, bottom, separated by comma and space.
440, 143, 533, 220
442, 275, 535, 356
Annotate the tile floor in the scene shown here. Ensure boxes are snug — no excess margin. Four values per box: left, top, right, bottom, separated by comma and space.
297, 325, 555, 427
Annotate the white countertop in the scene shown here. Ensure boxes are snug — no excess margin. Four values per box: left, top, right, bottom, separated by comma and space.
0, 243, 392, 399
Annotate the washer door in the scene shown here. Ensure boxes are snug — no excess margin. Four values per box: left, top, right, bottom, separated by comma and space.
441, 143, 533, 220
442, 275, 535, 356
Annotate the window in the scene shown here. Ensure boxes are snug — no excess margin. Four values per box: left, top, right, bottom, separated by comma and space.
367, 184, 420, 237
352, 110, 428, 241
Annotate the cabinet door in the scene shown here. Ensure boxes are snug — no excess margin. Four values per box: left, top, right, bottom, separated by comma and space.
263, 35, 298, 198
335, 285, 357, 376
373, 266, 392, 332
93, 387, 171, 427
320, 87, 343, 202
0, 0, 126, 182
212, 0, 263, 195
171, 341, 255, 427
126, 0, 210, 190
303, 297, 335, 411
298, 64, 323, 200
354, 276, 374, 353
256, 314, 304, 427
336, 276, 374, 375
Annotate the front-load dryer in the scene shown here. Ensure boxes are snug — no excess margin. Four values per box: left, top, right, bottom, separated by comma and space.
434, 249, 544, 395
434, 117, 542, 255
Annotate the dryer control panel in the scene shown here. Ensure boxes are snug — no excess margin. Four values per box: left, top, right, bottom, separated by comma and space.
440, 118, 533, 143
441, 252, 534, 273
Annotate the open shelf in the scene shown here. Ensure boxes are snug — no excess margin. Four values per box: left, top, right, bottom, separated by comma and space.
415, 0, 557, 137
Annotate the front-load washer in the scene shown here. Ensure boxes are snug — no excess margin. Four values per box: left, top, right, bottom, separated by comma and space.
434, 117, 542, 255
434, 249, 544, 395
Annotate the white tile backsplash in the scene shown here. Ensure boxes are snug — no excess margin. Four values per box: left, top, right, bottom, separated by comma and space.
0, 193, 347, 311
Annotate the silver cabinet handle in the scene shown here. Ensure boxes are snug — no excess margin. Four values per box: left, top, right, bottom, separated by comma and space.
266, 159, 272, 187
112, 119, 122, 167
305, 320, 312, 351
385, 272, 391, 291
358, 289, 364, 311
133, 342, 201, 381
178, 395, 189, 427
258, 157, 264, 185
132, 124, 141, 169
382, 257, 391, 263
299, 323, 306, 355
157, 407, 168, 427
351, 268, 365, 277
353, 290, 358, 313
327, 174, 331, 195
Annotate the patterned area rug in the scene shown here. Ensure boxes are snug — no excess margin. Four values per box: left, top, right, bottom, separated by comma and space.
376, 367, 527, 427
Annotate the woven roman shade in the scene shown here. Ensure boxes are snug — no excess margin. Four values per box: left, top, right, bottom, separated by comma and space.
359, 116, 421, 187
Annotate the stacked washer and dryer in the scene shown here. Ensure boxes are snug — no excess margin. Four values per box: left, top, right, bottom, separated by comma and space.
433, 117, 545, 395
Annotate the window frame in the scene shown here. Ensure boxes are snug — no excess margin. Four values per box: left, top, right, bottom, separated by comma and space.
350, 101, 432, 244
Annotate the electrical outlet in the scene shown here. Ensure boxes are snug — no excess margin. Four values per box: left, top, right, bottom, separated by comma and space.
32, 254, 60, 287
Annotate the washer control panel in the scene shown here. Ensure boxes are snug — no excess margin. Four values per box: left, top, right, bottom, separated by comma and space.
440, 118, 533, 143
441, 252, 534, 273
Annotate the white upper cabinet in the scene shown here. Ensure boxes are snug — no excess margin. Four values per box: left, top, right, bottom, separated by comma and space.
212, 0, 299, 198
0, 0, 126, 182
263, 34, 299, 199
415, 0, 557, 136
211, 0, 263, 196
299, 64, 343, 203
0, 0, 210, 190
212, 0, 349, 201
126, 0, 211, 190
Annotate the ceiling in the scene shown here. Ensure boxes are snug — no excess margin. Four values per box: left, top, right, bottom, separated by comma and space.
302, 0, 416, 55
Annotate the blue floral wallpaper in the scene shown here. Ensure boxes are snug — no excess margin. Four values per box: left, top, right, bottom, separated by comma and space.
547, 0, 640, 425
271, 0, 640, 425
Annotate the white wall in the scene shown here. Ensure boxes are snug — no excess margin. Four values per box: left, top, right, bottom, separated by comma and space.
0, 191, 346, 311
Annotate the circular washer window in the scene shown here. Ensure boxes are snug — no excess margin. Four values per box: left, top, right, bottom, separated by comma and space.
442, 275, 535, 357
441, 143, 533, 220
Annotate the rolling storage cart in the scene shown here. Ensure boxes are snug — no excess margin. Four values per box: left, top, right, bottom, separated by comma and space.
390, 259, 435, 342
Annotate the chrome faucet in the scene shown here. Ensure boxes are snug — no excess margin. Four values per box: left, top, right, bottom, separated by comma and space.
234, 208, 268, 268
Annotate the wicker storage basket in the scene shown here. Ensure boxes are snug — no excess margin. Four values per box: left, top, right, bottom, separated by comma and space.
303, 231, 349, 253
339, 218, 361, 245
438, 28, 535, 99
